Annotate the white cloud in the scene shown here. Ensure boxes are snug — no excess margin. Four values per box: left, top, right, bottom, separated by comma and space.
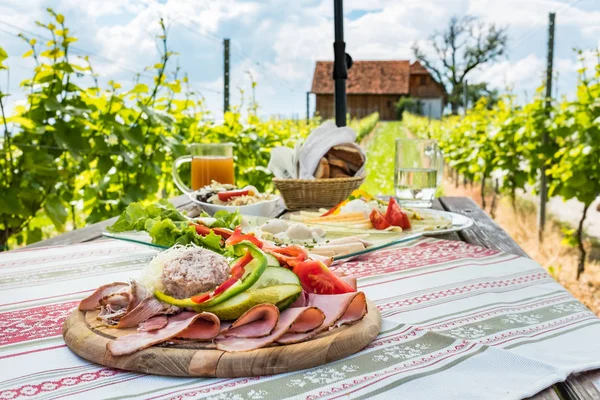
470, 54, 545, 90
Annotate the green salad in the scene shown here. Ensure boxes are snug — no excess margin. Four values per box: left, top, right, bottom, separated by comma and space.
107, 199, 242, 253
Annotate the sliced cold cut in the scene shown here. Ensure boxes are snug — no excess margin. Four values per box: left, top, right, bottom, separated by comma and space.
176, 312, 221, 340
137, 315, 168, 332
97, 291, 133, 325
79, 282, 129, 311
287, 307, 325, 333
107, 312, 220, 356
116, 296, 178, 328
277, 292, 367, 344
215, 307, 319, 352
220, 304, 279, 338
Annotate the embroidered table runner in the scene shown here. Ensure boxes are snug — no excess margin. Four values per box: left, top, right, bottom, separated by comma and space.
1, 238, 599, 400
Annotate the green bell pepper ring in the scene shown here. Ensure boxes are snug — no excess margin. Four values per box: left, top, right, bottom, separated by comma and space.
154, 242, 268, 310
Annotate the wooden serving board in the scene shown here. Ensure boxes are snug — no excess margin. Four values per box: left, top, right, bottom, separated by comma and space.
62, 301, 381, 377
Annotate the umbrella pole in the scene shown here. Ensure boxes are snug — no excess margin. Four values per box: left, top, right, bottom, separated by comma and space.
333, 0, 347, 127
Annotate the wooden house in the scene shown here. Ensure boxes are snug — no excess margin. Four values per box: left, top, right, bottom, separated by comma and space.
310, 60, 446, 120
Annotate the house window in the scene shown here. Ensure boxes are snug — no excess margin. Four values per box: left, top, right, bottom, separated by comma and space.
419, 76, 427, 85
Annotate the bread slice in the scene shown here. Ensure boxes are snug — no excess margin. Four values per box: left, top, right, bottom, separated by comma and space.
314, 157, 330, 179
325, 153, 351, 174
329, 165, 351, 178
328, 144, 365, 167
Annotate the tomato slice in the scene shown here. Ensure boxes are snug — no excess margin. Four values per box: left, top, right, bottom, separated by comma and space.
384, 197, 404, 227
369, 208, 390, 230
400, 210, 411, 229
225, 226, 263, 248
265, 245, 308, 268
292, 261, 356, 294
217, 190, 249, 202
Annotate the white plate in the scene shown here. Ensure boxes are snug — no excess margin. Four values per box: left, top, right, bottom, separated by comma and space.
187, 193, 282, 217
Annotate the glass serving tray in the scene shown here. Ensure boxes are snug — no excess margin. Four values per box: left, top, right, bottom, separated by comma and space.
102, 209, 472, 261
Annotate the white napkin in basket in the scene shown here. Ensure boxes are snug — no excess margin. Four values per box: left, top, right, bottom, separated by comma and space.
298, 121, 363, 179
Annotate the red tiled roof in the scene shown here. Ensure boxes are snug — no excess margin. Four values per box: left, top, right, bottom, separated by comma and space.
311, 60, 411, 95
410, 60, 429, 75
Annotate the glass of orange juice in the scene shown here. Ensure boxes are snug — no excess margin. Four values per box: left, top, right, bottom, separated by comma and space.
172, 143, 235, 193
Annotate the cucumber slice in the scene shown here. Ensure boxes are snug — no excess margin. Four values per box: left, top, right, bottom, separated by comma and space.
252, 266, 300, 289
266, 253, 281, 267
203, 284, 302, 320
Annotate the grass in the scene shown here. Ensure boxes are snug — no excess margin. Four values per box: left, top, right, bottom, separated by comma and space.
361, 122, 406, 196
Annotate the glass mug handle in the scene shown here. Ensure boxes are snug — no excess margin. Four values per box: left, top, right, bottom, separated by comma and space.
436, 147, 444, 187
172, 155, 193, 194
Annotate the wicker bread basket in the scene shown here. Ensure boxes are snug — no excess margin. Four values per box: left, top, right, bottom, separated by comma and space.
273, 175, 365, 211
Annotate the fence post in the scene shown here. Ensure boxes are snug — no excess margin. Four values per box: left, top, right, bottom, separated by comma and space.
538, 12, 555, 242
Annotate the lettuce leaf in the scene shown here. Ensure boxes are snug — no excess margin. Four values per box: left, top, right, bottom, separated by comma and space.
211, 209, 243, 230
147, 219, 223, 252
108, 199, 187, 233
108, 200, 239, 254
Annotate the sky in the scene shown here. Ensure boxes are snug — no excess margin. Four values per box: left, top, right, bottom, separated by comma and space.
0, 0, 599, 119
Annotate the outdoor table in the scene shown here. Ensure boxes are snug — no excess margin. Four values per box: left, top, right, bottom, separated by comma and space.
2, 195, 599, 399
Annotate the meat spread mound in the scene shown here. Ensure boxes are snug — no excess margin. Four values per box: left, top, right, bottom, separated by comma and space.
160, 247, 230, 299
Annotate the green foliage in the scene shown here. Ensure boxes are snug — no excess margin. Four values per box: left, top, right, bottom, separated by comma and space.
350, 112, 379, 143
395, 97, 422, 120
402, 51, 600, 274
0, 10, 318, 250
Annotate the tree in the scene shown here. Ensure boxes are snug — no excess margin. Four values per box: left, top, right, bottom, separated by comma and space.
458, 82, 500, 110
413, 16, 508, 115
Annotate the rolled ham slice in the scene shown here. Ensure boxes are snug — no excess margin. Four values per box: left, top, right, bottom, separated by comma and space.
287, 307, 325, 333
126, 280, 149, 314
311, 242, 366, 257
97, 291, 133, 325
116, 296, 178, 329
307, 252, 333, 266
137, 315, 168, 332
332, 271, 357, 291
277, 292, 367, 345
107, 312, 220, 356
289, 290, 309, 308
176, 313, 221, 340
79, 282, 129, 311
215, 307, 320, 352
220, 304, 279, 338
321, 235, 372, 247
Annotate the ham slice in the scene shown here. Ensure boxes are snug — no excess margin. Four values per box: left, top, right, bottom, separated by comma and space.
287, 307, 325, 333
97, 291, 133, 325
289, 290, 308, 308
321, 235, 372, 247
215, 307, 319, 352
176, 313, 221, 340
340, 276, 357, 291
311, 243, 366, 257
277, 292, 367, 345
107, 312, 220, 356
126, 280, 149, 314
220, 304, 279, 338
307, 252, 333, 266
116, 296, 179, 329
79, 282, 129, 311
137, 315, 168, 332
332, 271, 357, 291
